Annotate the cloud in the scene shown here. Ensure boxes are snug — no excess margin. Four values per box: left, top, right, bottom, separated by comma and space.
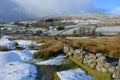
12, 0, 94, 17
0, 0, 108, 22
111, 7, 120, 14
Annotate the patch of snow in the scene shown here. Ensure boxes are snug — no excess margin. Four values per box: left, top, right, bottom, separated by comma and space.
0, 36, 42, 50
36, 54, 66, 65
61, 20, 80, 24
0, 50, 37, 80
66, 37, 90, 40
15, 40, 34, 48
0, 36, 37, 80
96, 26, 120, 33
57, 68, 96, 80
29, 50, 38, 55
0, 36, 16, 50
0, 62, 36, 80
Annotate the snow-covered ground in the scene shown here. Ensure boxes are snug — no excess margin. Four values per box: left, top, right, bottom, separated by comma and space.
0, 36, 38, 80
0, 50, 37, 80
0, 36, 43, 50
96, 26, 120, 33
57, 68, 96, 80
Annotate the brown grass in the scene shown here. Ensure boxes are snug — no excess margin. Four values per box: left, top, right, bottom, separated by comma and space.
65, 36, 120, 58
16, 36, 63, 59
0, 46, 8, 51
16, 36, 120, 58
33, 39, 63, 59
69, 56, 112, 80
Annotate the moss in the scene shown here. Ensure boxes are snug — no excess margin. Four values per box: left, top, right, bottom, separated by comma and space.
68, 56, 113, 80
13, 42, 19, 47
53, 72, 61, 80
15, 46, 23, 50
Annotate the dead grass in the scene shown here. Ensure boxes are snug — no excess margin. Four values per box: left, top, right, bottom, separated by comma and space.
65, 36, 120, 58
16, 36, 63, 59
16, 36, 120, 58
33, 39, 63, 59
0, 46, 9, 51
69, 56, 112, 80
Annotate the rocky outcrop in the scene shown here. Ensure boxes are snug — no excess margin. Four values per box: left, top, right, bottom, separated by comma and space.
63, 43, 118, 79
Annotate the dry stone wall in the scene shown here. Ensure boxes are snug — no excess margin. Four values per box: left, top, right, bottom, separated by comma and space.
63, 43, 118, 79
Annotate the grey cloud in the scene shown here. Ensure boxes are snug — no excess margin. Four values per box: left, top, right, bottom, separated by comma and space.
0, 0, 108, 22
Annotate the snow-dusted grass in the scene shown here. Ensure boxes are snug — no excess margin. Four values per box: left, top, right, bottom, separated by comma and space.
57, 68, 96, 80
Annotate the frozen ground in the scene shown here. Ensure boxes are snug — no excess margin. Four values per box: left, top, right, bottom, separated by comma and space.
57, 68, 96, 80
0, 36, 37, 80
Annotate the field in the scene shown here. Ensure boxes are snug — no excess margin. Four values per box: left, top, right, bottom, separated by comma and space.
63, 36, 120, 58
16, 36, 120, 59
16, 36, 63, 60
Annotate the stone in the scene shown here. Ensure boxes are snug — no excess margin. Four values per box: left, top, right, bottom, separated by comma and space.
97, 61, 105, 66
88, 54, 96, 59
108, 66, 116, 73
104, 62, 111, 69
112, 71, 117, 79
88, 58, 96, 64
73, 49, 81, 55
96, 65, 101, 71
83, 58, 88, 64
96, 65, 107, 72
96, 53, 103, 58
85, 54, 89, 58
97, 56, 105, 63
101, 67, 107, 72
89, 63, 97, 69
116, 66, 118, 70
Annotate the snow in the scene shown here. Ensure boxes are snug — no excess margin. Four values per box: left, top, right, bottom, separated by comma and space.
15, 40, 34, 48
61, 20, 80, 24
0, 36, 15, 50
0, 50, 37, 80
0, 36, 42, 50
0, 36, 37, 80
66, 37, 90, 40
36, 54, 66, 65
96, 26, 120, 33
57, 68, 96, 80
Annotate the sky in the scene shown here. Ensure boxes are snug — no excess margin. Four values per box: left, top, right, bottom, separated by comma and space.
0, 0, 120, 22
